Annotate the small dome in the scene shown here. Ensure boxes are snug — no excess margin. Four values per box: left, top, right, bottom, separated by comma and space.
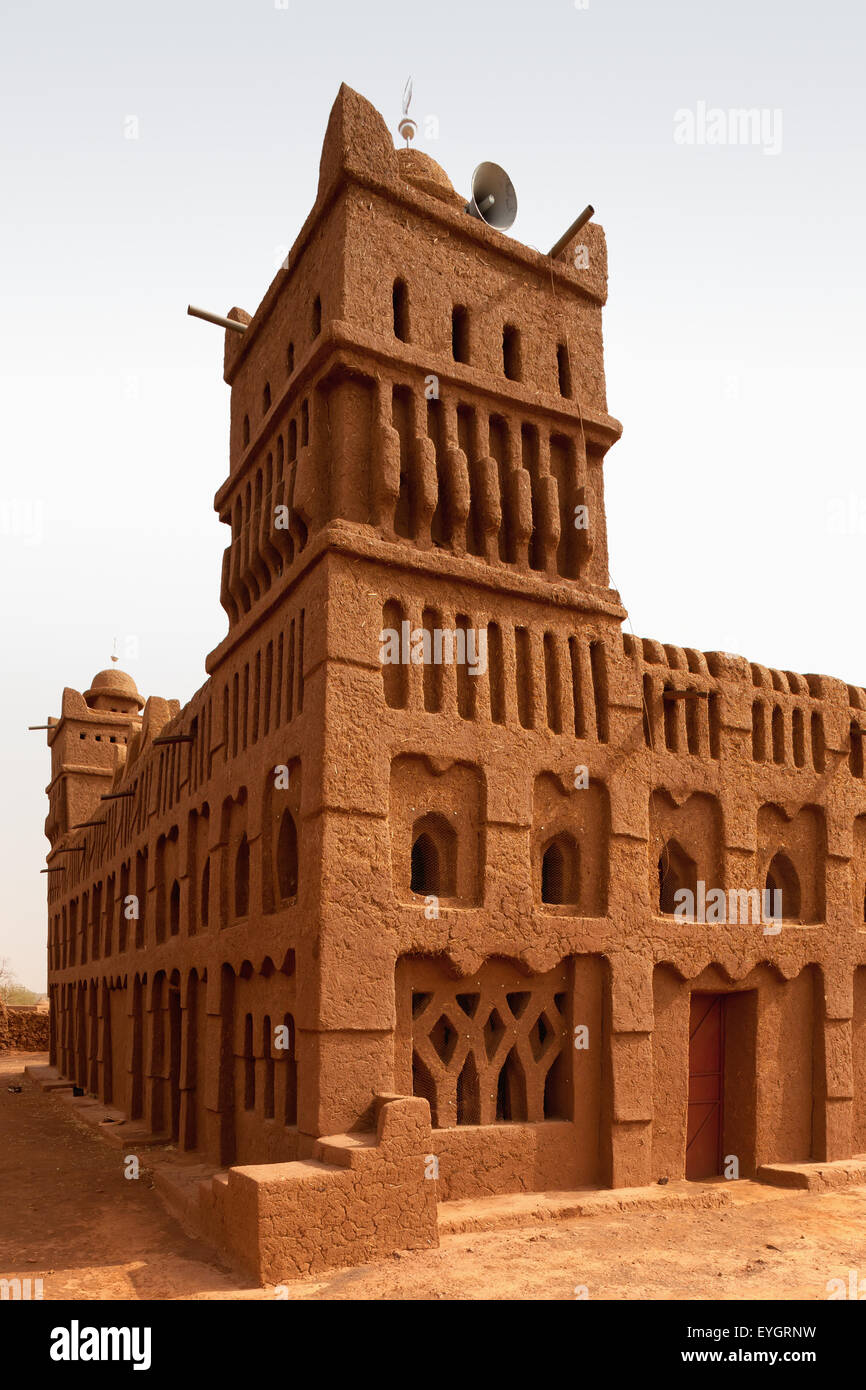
84, 668, 144, 710
396, 148, 465, 209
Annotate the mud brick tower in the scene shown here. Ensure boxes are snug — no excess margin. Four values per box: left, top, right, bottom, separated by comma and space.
42, 86, 866, 1281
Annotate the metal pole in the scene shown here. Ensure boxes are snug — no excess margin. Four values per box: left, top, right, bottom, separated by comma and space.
549, 205, 594, 259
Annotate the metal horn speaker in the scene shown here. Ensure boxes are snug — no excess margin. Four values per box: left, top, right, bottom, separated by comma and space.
466, 161, 517, 231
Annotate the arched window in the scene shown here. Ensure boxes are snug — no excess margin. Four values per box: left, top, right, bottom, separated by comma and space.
658, 840, 697, 915
381, 599, 409, 710
169, 880, 180, 937
242, 414, 250, 447
542, 840, 564, 903
263, 381, 271, 414
540, 833, 579, 907
235, 835, 250, 919
200, 859, 210, 928
410, 813, 457, 898
262, 1015, 275, 1119
392, 278, 409, 341
411, 833, 439, 895
765, 853, 800, 922
277, 811, 298, 902
311, 295, 321, 338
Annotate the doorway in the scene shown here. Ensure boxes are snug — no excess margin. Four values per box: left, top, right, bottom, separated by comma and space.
686, 993, 725, 1179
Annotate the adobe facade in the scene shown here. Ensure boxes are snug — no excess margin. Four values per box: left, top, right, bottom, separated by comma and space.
41, 86, 866, 1281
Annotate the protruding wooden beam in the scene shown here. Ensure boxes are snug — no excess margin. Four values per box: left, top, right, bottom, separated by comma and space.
100, 790, 135, 800
152, 733, 194, 745
662, 689, 709, 702
188, 304, 247, 334
41, 867, 65, 874
72, 821, 106, 829
50, 847, 85, 855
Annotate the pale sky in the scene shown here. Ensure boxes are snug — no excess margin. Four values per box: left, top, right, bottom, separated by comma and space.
1, 0, 864, 989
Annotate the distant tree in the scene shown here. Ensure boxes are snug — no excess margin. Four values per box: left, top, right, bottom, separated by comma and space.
0, 957, 37, 1005
5, 983, 38, 1006
0, 957, 14, 998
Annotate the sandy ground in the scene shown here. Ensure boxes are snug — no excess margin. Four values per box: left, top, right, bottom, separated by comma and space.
2, 1052, 865, 1301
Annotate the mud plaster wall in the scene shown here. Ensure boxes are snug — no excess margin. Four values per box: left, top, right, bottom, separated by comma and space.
0, 1004, 50, 1052
40, 87, 866, 1254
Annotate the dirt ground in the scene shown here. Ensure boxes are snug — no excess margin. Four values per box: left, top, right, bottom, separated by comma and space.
2, 1052, 865, 1301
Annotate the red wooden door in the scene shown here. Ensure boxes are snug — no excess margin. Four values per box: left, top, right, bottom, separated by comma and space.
686, 994, 725, 1179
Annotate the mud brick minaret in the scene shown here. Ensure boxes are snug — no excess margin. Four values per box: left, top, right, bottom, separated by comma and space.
42, 86, 866, 1282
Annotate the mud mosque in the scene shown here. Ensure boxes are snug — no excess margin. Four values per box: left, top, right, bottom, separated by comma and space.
39, 87, 866, 1281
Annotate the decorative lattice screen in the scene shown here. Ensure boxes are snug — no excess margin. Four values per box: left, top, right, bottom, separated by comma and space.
396, 957, 572, 1127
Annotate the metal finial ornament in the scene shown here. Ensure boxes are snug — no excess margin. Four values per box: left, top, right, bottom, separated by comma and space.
397, 76, 417, 147
110, 637, 119, 665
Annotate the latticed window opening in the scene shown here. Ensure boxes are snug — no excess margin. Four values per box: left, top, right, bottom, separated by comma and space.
402, 960, 572, 1128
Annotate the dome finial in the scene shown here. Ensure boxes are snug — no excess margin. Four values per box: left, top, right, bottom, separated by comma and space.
397, 75, 417, 148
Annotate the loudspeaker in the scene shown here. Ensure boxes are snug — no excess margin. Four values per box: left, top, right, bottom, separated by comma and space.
466, 161, 517, 231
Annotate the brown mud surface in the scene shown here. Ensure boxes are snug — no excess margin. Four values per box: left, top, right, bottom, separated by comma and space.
2, 1055, 864, 1302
